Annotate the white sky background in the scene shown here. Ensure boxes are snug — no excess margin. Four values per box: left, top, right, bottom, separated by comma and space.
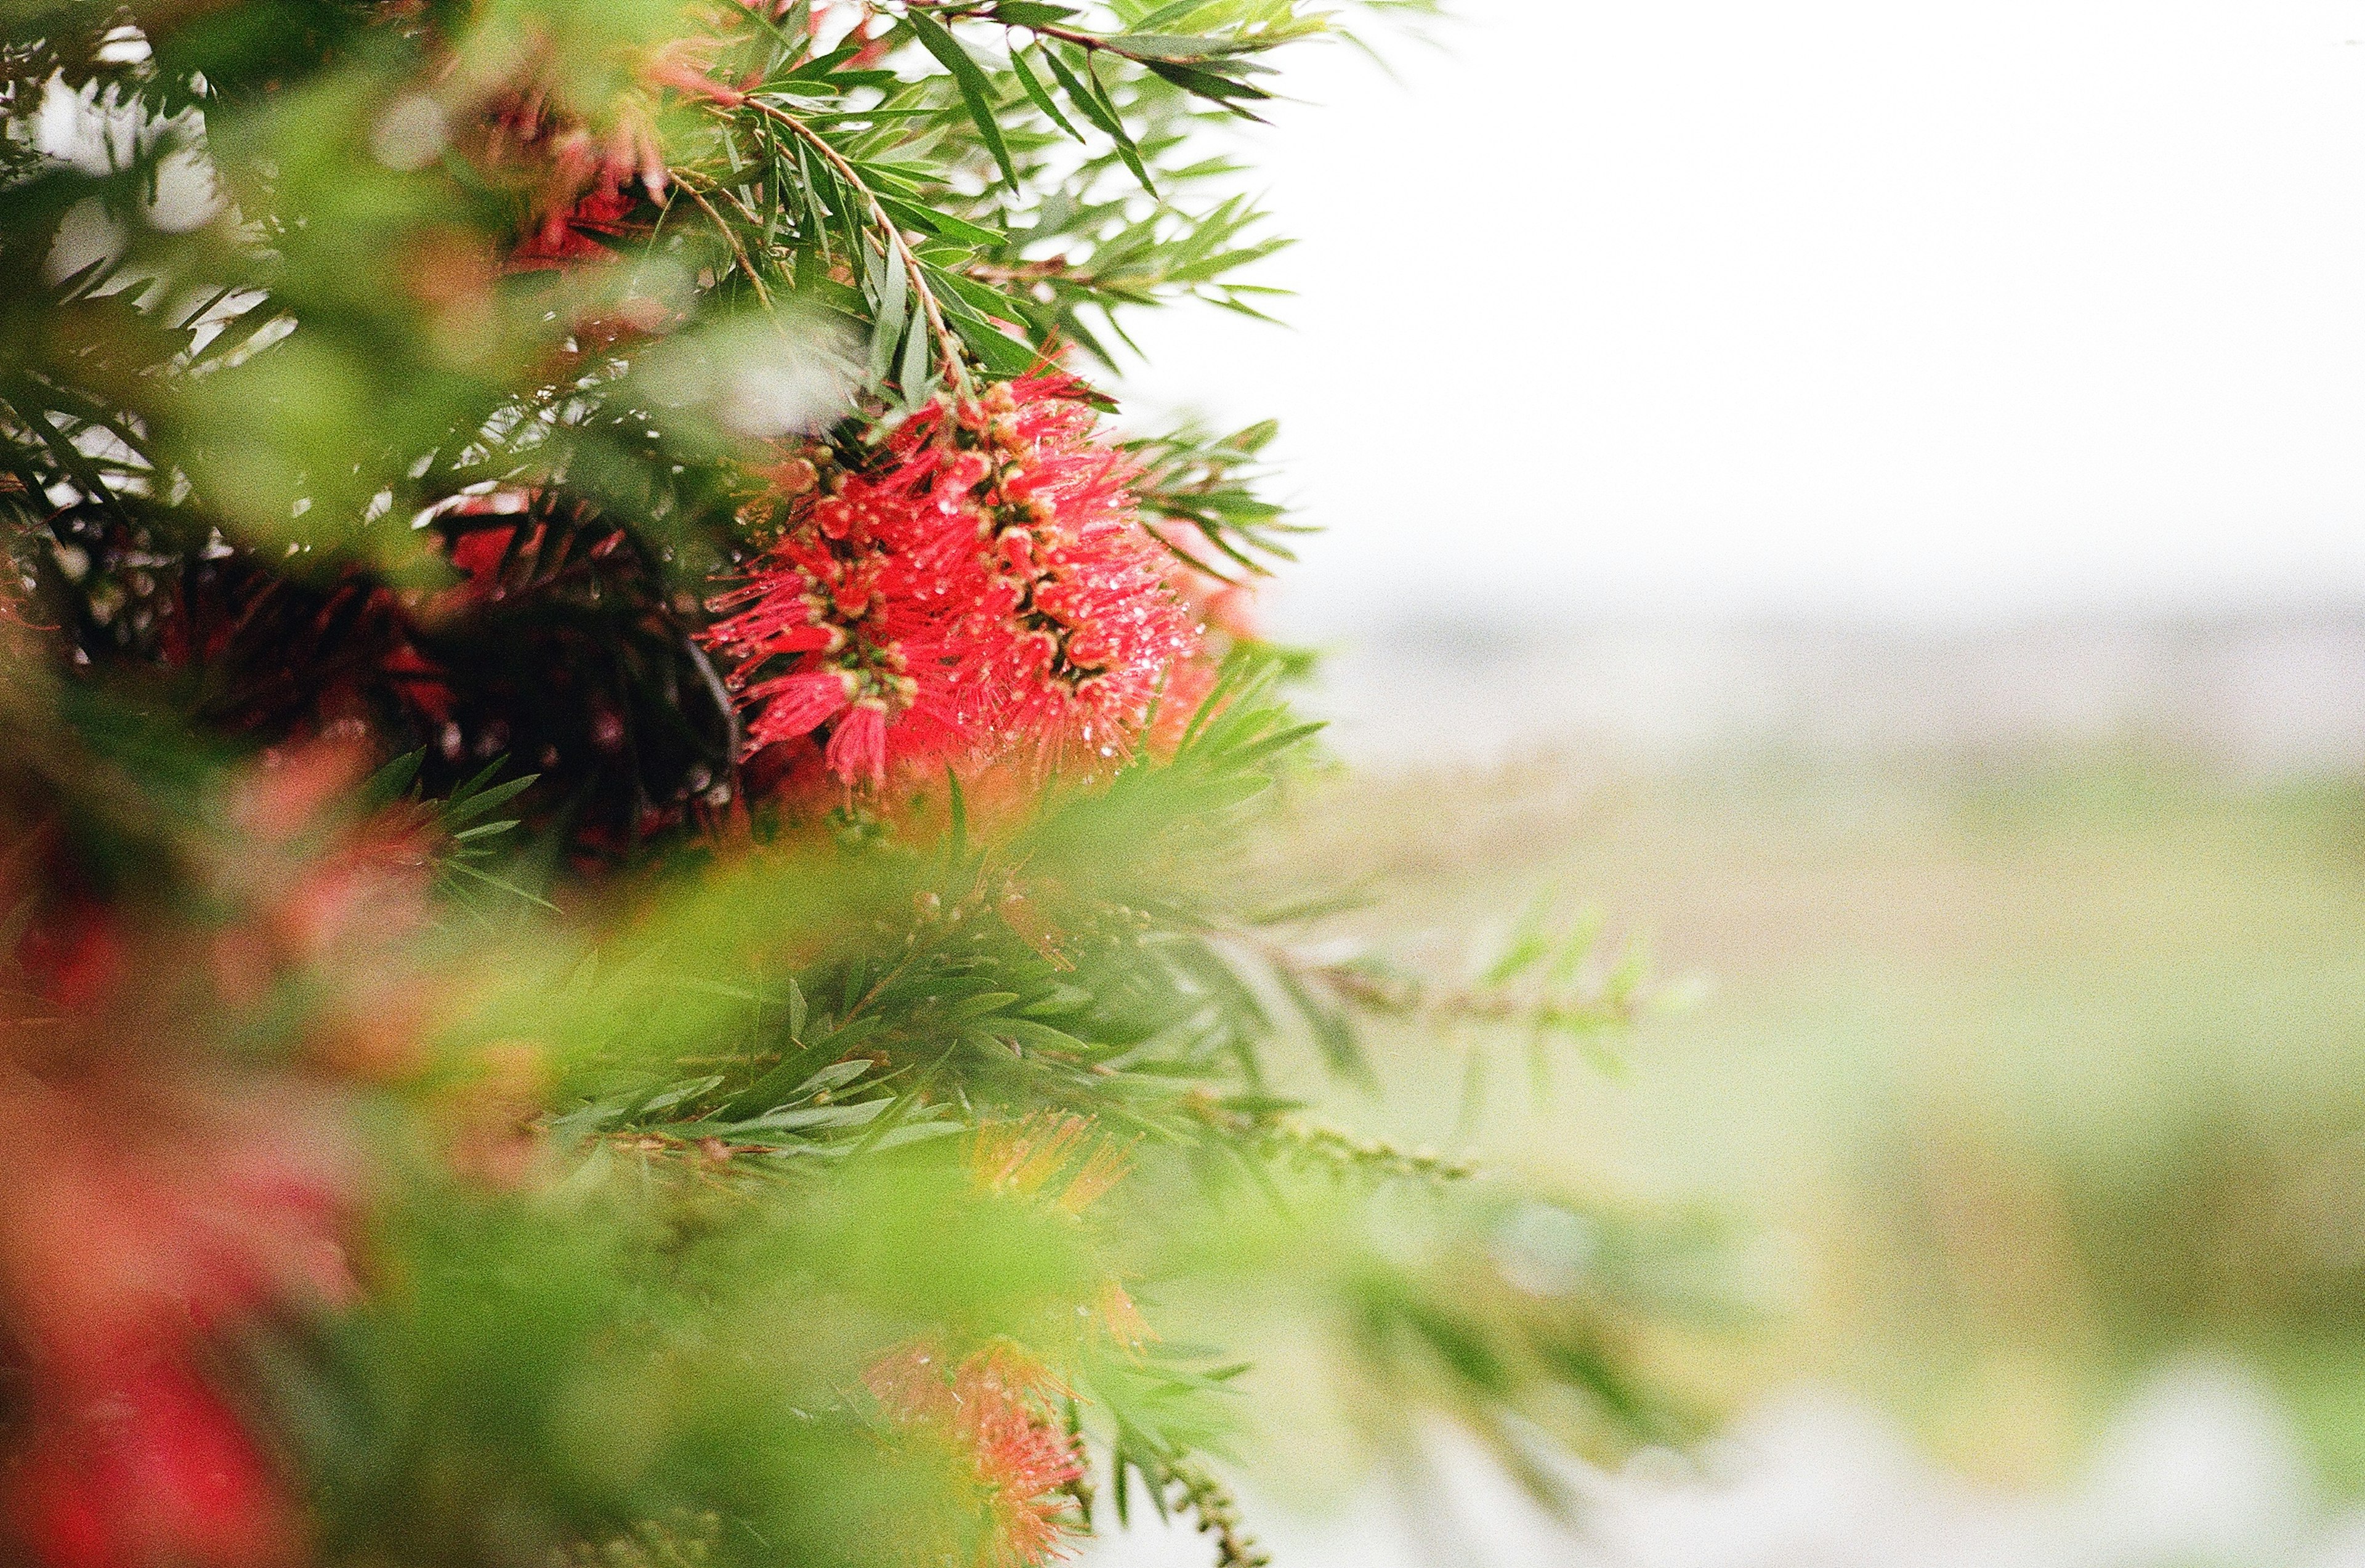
1122, 0, 2365, 637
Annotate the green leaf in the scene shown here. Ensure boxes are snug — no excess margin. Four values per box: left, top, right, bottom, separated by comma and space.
1142, 58, 1272, 117
990, 1017, 1091, 1054
641, 1075, 726, 1115
1223, 419, 1279, 453
944, 767, 969, 865
868, 303, 900, 386
994, 1, 1078, 24
443, 772, 536, 825
710, 1098, 889, 1135
1043, 44, 1154, 193
945, 991, 1023, 1022
1020, 984, 1091, 1017
440, 861, 559, 911
776, 43, 866, 83
810, 1014, 887, 1055
867, 240, 908, 386
1011, 44, 1083, 142
1544, 908, 1606, 986
952, 315, 1044, 376
359, 749, 423, 809
873, 195, 1005, 248
878, 239, 909, 343
1108, 33, 1264, 63
904, 9, 1021, 192
1484, 892, 1558, 986
792, 1059, 873, 1100
1130, 0, 1213, 27
898, 293, 934, 397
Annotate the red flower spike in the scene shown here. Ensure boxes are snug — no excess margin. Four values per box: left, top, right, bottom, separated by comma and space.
701, 376, 1205, 795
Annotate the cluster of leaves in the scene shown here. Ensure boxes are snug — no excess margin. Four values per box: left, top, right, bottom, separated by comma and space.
687, 0, 1322, 384
0, 0, 1384, 829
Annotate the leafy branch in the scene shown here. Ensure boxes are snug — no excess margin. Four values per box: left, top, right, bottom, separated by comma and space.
910, 0, 1298, 119
724, 94, 975, 395
358, 751, 551, 911
1125, 416, 1301, 581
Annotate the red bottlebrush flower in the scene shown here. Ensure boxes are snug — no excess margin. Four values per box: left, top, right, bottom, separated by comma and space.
865, 1341, 1084, 1568
701, 374, 1203, 794
738, 668, 854, 750
928, 376, 1203, 775
0, 1054, 343, 1568
698, 450, 987, 789
8, 1358, 298, 1568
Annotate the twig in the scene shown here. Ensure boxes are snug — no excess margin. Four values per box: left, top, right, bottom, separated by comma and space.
679, 178, 778, 315
1157, 1458, 1271, 1568
905, 0, 1186, 67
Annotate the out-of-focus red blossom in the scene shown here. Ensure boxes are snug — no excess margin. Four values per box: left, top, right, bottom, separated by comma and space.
217, 738, 440, 1078
1142, 536, 1259, 755
701, 374, 1203, 792
506, 183, 642, 272
10, 1357, 299, 1568
0, 1077, 357, 1377
1167, 556, 1259, 646
865, 1341, 1084, 1568
0, 738, 431, 1567
16, 896, 126, 1013
1144, 652, 1217, 758
0, 1069, 354, 1568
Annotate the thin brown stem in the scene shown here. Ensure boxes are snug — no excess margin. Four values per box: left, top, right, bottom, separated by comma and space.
902, 0, 1133, 62
964, 256, 1074, 285
679, 179, 778, 315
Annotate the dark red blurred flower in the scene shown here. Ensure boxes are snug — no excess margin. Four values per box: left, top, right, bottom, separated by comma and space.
8, 1358, 298, 1568
0, 741, 398, 1567
0, 1061, 348, 1568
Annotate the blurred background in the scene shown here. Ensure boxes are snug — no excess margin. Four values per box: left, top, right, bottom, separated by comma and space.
1096, 0, 2365, 1562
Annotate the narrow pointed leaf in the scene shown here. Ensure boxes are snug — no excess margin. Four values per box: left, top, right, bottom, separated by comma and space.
904, 9, 1021, 192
